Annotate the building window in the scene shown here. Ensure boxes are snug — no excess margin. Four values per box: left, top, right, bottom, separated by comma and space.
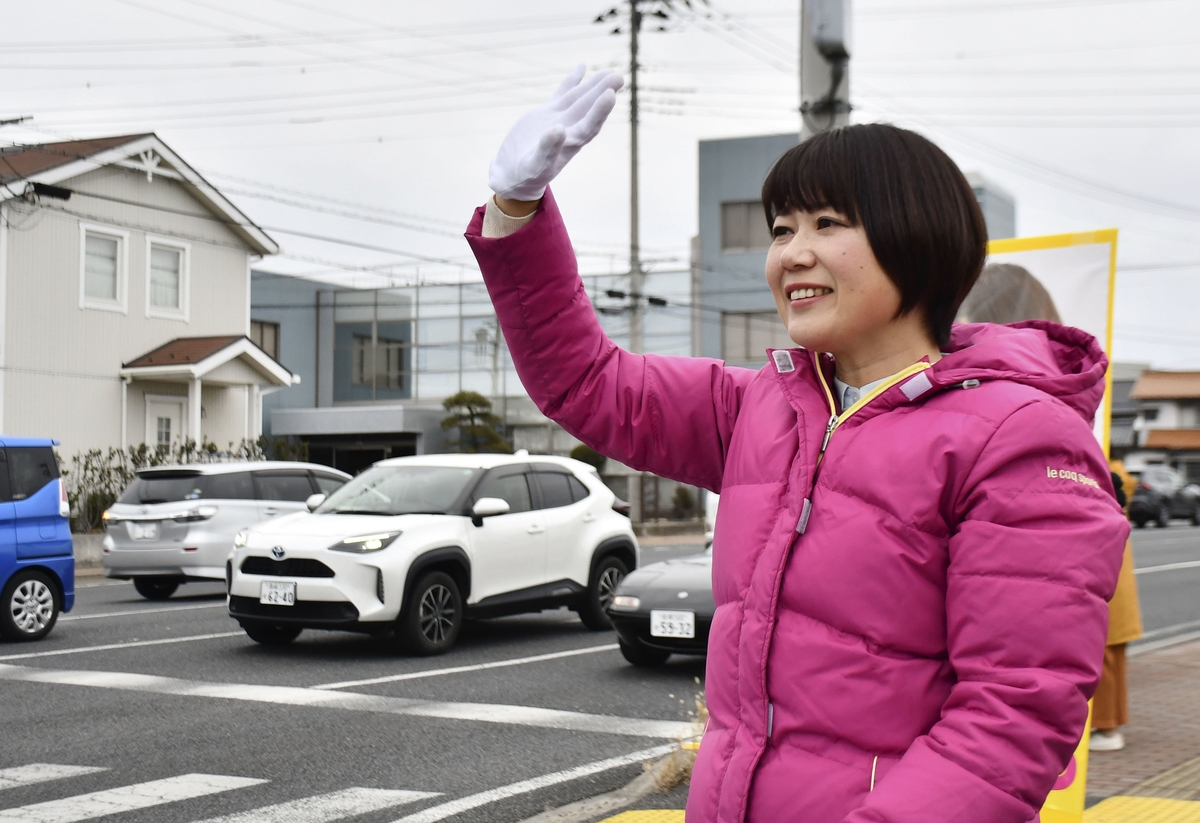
1143, 408, 1159, 422
250, 320, 280, 360
79, 224, 128, 312
721, 310, 792, 363
156, 416, 172, 447
145, 236, 189, 320
351, 334, 406, 390
720, 201, 773, 253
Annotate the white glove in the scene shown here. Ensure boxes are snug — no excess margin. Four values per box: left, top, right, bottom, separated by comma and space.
488, 65, 624, 202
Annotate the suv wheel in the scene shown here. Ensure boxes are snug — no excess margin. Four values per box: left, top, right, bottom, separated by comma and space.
133, 576, 180, 600
619, 638, 670, 667
242, 621, 302, 646
578, 555, 628, 631
396, 572, 462, 655
1156, 502, 1171, 529
0, 570, 60, 641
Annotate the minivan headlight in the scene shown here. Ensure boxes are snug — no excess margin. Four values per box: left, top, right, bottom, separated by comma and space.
234, 530, 248, 548
329, 532, 402, 553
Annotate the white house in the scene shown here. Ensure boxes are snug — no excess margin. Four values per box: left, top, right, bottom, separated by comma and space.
0, 134, 295, 457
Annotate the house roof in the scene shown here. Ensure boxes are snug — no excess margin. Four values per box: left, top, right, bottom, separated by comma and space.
122, 335, 296, 387
0, 134, 277, 255
1130, 371, 1200, 400
1143, 429, 1200, 451
124, 335, 243, 368
0, 135, 149, 184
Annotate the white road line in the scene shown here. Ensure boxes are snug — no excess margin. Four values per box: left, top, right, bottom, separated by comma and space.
0, 664, 696, 740
193, 787, 440, 823
0, 765, 107, 791
1130, 630, 1200, 657
389, 744, 675, 823
0, 632, 242, 661
1135, 560, 1200, 575
60, 603, 225, 622
313, 644, 620, 690
0, 774, 266, 823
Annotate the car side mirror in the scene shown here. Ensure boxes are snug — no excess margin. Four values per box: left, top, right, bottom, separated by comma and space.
306, 493, 326, 512
471, 497, 510, 527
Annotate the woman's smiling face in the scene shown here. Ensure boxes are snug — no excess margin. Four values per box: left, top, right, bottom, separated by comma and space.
765, 208, 908, 357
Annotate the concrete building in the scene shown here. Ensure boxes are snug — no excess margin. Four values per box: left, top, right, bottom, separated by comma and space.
696, 133, 1018, 366
249, 269, 693, 481
0, 134, 292, 458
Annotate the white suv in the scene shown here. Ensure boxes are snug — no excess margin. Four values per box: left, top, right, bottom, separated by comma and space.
226, 453, 639, 654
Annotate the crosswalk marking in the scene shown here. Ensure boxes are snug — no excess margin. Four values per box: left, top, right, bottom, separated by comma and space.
192, 787, 440, 823
0, 773, 266, 823
0, 664, 696, 740
390, 745, 676, 823
0, 765, 107, 792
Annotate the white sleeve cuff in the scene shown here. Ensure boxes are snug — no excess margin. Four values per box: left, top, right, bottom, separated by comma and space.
482, 196, 537, 238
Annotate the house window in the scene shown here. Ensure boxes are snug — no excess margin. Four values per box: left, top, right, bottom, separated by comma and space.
156, 416, 172, 447
722, 310, 792, 363
145, 236, 189, 320
720, 201, 773, 253
250, 320, 280, 360
1143, 408, 1159, 422
79, 224, 128, 312
149, 246, 181, 309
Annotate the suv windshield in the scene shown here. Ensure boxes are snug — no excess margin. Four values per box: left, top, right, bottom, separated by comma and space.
319, 466, 478, 516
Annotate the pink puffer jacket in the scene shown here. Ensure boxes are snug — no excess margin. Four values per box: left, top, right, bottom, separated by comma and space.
466, 192, 1128, 823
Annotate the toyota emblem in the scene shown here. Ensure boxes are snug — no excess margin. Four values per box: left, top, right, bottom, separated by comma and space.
271, 546, 285, 559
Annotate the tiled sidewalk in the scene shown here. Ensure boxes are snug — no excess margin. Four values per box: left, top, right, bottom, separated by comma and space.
1088, 639, 1200, 803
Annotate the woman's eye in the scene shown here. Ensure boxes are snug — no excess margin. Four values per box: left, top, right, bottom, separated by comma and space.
772, 225, 792, 238
816, 216, 839, 229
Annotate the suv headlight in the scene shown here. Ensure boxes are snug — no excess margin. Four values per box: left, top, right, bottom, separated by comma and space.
234, 530, 248, 548
328, 532, 402, 553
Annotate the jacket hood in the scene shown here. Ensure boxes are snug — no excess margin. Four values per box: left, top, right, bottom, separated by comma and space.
937, 320, 1108, 422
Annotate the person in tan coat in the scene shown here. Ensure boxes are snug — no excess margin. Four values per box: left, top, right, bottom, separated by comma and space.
1091, 462, 1143, 751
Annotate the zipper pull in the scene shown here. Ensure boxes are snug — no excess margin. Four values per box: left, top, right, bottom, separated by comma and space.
820, 414, 837, 453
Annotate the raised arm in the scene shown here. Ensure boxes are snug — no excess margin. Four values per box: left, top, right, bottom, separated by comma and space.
464, 68, 756, 491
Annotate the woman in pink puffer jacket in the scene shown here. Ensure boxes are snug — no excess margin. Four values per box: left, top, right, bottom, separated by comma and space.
465, 69, 1128, 823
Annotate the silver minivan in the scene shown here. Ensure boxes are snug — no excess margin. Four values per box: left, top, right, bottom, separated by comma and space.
102, 461, 350, 599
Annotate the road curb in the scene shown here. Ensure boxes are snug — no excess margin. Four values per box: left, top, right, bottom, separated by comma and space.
513, 747, 695, 823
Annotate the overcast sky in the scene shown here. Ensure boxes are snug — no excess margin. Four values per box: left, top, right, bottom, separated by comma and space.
5, 0, 1200, 368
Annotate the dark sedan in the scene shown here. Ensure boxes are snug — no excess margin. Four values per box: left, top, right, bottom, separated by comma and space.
1130, 465, 1200, 528
606, 549, 713, 666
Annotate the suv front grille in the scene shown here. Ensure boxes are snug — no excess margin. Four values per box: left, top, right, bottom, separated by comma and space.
240, 557, 335, 578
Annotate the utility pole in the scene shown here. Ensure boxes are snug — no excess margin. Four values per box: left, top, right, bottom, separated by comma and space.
628, 0, 644, 354
799, 0, 852, 139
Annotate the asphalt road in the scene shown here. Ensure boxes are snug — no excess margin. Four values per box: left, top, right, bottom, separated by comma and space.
1129, 521, 1200, 639
0, 540, 709, 823
2, 529, 1193, 823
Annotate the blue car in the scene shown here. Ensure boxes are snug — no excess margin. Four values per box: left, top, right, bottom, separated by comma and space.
0, 438, 73, 641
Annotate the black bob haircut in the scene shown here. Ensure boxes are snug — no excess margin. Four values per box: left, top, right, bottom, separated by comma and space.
761, 124, 988, 349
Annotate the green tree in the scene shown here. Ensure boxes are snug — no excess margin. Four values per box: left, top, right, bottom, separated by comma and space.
569, 444, 607, 473
440, 391, 511, 454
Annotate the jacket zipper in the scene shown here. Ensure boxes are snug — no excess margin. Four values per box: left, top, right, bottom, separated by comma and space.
796, 354, 932, 535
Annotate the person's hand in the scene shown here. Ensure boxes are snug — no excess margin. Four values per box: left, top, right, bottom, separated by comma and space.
488, 65, 624, 202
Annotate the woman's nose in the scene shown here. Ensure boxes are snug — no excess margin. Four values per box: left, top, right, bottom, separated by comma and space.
780, 235, 816, 269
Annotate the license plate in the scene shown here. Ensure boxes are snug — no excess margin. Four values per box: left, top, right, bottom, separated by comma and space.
127, 521, 158, 540
650, 609, 695, 639
260, 581, 296, 606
